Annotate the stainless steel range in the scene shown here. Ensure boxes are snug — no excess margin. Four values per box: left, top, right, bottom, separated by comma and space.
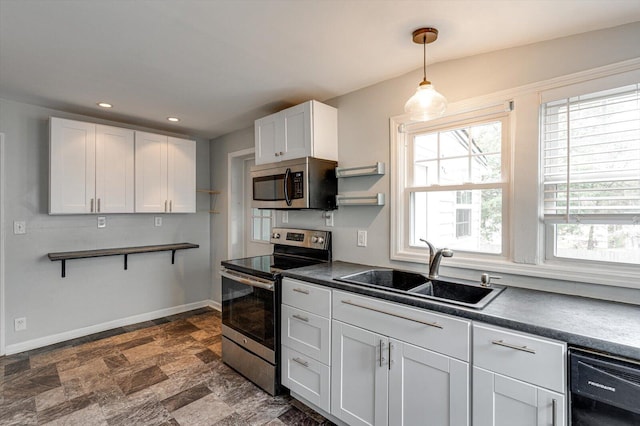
220, 228, 331, 395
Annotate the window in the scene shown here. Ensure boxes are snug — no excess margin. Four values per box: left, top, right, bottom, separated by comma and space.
392, 106, 511, 263
251, 208, 272, 242
542, 83, 640, 265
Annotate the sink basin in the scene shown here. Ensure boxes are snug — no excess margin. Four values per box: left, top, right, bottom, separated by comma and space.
335, 269, 428, 292
335, 269, 504, 309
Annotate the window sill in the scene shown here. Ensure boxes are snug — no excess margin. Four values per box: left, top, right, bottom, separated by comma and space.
392, 251, 640, 290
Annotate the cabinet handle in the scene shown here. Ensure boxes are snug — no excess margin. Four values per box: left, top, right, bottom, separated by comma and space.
279, 151, 284, 156
379, 339, 384, 367
97, 198, 101, 213
341, 300, 443, 329
388, 342, 393, 370
292, 314, 309, 322
293, 357, 309, 367
491, 339, 536, 354
552, 398, 557, 426
293, 288, 310, 295
170, 200, 173, 212
275, 152, 279, 157
164, 200, 168, 212
90, 198, 94, 213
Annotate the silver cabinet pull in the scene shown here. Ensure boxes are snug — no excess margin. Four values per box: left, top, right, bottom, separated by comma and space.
164, 200, 168, 212
552, 399, 557, 426
491, 339, 536, 354
293, 288, 310, 295
379, 339, 384, 367
90, 198, 94, 213
292, 314, 309, 322
293, 357, 309, 367
388, 342, 393, 370
170, 200, 172, 212
341, 300, 443, 329
97, 198, 101, 212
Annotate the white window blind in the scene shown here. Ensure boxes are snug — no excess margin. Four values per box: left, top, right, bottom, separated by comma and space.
542, 83, 640, 224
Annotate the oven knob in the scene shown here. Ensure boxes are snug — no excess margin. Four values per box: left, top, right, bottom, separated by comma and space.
272, 232, 280, 239
312, 236, 324, 244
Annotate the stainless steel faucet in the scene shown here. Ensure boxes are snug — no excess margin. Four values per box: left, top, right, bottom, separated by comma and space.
419, 239, 453, 280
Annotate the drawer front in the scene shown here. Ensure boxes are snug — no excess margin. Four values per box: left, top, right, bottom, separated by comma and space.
281, 304, 331, 364
332, 290, 470, 362
473, 323, 566, 393
281, 346, 330, 413
282, 278, 331, 317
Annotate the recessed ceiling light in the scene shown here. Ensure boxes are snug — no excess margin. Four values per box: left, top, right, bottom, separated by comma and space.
97, 102, 113, 108
167, 117, 180, 122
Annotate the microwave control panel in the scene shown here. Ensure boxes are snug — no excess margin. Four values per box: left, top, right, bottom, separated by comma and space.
291, 171, 304, 199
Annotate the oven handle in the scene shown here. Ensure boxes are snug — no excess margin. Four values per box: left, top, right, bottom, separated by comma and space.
220, 268, 275, 291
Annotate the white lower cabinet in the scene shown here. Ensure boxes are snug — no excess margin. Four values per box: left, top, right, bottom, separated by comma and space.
330, 291, 470, 426
473, 367, 565, 426
472, 323, 567, 426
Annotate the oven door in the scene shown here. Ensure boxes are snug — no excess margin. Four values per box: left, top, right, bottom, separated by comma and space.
220, 268, 277, 362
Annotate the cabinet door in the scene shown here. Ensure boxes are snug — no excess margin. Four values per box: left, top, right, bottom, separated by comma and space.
255, 113, 280, 165
280, 101, 311, 161
49, 118, 96, 214
167, 137, 196, 213
473, 367, 565, 426
389, 340, 469, 426
95, 125, 134, 213
331, 320, 388, 426
135, 131, 168, 212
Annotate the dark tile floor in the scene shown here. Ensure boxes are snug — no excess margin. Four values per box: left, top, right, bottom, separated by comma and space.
0, 308, 333, 425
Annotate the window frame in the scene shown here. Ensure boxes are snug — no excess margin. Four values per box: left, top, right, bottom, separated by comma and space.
250, 208, 274, 244
390, 104, 512, 264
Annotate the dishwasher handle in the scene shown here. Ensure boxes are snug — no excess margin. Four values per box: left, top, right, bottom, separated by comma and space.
570, 351, 640, 415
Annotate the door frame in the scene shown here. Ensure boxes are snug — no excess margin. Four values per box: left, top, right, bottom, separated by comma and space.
227, 148, 255, 258
0, 133, 5, 355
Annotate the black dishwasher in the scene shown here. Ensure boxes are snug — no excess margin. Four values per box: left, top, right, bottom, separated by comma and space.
569, 347, 640, 425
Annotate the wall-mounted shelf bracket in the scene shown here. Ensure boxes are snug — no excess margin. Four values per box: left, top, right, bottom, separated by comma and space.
48, 242, 199, 278
336, 193, 385, 206
335, 162, 385, 178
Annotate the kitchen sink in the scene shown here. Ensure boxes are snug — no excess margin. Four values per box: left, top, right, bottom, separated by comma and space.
335, 269, 504, 309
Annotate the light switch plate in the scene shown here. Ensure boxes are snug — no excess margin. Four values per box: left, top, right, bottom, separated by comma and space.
155, 216, 162, 227
97, 216, 106, 228
357, 230, 367, 247
281, 211, 288, 223
325, 211, 334, 227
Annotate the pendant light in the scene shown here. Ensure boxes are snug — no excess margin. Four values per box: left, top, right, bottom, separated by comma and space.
404, 27, 447, 121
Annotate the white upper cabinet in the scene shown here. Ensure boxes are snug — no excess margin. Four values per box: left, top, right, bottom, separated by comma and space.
50, 118, 134, 214
135, 132, 195, 213
255, 100, 337, 165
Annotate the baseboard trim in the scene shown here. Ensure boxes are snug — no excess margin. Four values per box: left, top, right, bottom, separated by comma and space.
5, 299, 219, 355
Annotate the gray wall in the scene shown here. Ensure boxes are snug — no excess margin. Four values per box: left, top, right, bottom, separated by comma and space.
0, 98, 212, 350
210, 22, 640, 305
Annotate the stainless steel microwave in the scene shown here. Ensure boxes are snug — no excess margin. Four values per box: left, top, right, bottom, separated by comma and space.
250, 157, 338, 210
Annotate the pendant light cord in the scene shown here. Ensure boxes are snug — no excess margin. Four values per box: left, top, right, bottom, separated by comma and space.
423, 33, 427, 82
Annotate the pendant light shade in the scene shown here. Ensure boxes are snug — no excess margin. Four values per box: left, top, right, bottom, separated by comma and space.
404, 28, 447, 121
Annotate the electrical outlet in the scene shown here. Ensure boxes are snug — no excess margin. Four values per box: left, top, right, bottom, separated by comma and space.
97, 216, 106, 228
357, 230, 367, 247
14, 317, 27, 331
325, 211, 334, 227
281, 211, 288, 223
155, 216, 162, 227
13, 221, 26, 235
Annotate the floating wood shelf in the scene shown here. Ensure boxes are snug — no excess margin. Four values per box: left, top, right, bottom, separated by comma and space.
197, 189, 221, 213
48, 242, 199, 278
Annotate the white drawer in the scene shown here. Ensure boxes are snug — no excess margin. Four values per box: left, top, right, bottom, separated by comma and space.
473, 323, 566, 393
332, 290, 471, 362
282, 278, 331, 317
281, 346, 330, 413
281, 304, 331, 364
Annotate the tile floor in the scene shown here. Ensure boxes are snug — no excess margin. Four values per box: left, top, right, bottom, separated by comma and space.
0, 308, 334, 425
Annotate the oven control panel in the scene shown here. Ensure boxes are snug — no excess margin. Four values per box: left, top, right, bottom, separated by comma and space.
270, 228, 330, 250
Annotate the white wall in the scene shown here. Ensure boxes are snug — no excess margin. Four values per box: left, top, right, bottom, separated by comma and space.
210, 22, 640, 305
0, 98, 212, 352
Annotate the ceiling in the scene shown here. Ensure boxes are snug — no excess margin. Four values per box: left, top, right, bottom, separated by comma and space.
1, 1, 640, 139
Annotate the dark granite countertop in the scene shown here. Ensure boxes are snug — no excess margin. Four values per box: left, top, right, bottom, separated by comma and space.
282, 261, 640, 361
